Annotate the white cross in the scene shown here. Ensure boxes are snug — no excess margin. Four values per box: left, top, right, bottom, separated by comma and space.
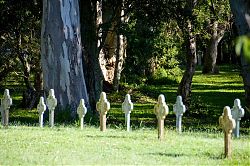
37, 97, 46, 128
77, 99, 87, 129
173, 96, 186, 133
96, 92, 110, 131
1, 89, 12, 126
154, 94, 169, 140
47, 89, 57, 127
231, 99, 244, 138
122, 94, 133, 131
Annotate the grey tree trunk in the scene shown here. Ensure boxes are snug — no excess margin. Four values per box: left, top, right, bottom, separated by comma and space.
203, 21, 225, 74
230, 0, 250, 112
41, 0, 89, 113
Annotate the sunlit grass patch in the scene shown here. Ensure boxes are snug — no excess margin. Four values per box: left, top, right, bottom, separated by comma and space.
0, 126, 249, 165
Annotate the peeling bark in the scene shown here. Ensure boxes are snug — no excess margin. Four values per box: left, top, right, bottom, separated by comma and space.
41, 0, 89, 114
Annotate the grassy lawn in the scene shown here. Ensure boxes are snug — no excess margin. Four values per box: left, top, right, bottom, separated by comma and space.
0, 65, 250, 164
0, 126, 249, 165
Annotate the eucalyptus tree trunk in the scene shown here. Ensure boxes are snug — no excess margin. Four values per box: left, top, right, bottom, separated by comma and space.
113, 2, 127, 92
203, 21, 225, 74
80, 0, 103, 113
41, 0, 89, 113
178, 20, 197, 109
230, 0, 250, 112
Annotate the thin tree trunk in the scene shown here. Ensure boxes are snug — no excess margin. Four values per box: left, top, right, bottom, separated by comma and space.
230, 0, 250, 115
113, 2, 127, 91
178, 19, 197, 110
41, 0, 89, 114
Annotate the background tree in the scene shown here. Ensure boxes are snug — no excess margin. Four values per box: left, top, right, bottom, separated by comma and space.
230, 0, 250, 116
41, 0, 88, 114
0, 0, 42, 108
196, 0, 231, 74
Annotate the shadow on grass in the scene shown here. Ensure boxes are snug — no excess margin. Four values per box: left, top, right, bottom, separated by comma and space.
143, 152, 186, 158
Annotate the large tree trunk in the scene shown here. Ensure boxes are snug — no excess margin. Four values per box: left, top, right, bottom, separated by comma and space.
203, 21, 225, 74
178, 19, 197, 110
230, 0, 250, 113
41, 0, 89, 114
80, 0, 103, 113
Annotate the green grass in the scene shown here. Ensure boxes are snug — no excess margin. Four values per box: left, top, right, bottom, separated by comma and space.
107, 65, 249, 132
0, 125, 249, 165
0, 65, 250, 164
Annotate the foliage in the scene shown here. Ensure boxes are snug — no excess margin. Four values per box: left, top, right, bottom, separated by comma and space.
0, 0, 42, 83
122, 6, 183, 84
235, 35, 250, 62
0, 126, 249, 165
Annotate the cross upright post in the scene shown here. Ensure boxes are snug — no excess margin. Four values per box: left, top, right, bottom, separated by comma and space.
1, 89, 12, 127
219, 106, 236, 158
96, 92, 110, 131
122, 94, 133, 131
231, 99, 244, 138
154, 94, 169, 140
173, 96, 186, 133
47, 89, 57, 127
37, 97, 46, 128
77, 99, 87, 130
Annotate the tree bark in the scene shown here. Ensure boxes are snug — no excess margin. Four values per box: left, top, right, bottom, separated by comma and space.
41, 0, 89, 114
178, 19, 197, 110
203, 21, 225, 74
80, 0, 103, 113
230, 0, 250, 112
113, 2, 127, 91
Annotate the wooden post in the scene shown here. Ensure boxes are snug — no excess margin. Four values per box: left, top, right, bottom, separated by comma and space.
77, 99, 87, 129
173, 96, 186, 133
1, 89, 12, 127
96, 92, 110, 131
122, 94, 133, 131
154, 94, 169, 140
231, 99, 244, 138
47, 89, 57, 127
37, 97, 46, 128
219, 106, 236, 158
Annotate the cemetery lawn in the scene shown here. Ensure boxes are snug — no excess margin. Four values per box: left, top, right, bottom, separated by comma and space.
1, 65, 250, 164
0, 125, 249, 165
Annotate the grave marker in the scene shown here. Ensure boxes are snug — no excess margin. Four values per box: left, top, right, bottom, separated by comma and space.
47, 89, 57, 127
173, 96, 186, 133
231, 99, 244, 138
154, 94, 169, 140
77, 99, 87, 129
1, 89, 12, 126
96, 92, 110, 131
122, 94, 133, 131
37, 97, 46, 128
219, 106, 236, 158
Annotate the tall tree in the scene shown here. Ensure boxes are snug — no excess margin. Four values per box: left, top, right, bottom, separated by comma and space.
230, 0, 250, 113
0, 0, 42, 108
41, 0, 88, 113
201, 0, 231, 74
177, 1, 197, 109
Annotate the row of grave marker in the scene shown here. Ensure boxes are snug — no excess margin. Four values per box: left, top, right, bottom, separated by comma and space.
0, 89, 245, 158
0, 89, 245, 136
